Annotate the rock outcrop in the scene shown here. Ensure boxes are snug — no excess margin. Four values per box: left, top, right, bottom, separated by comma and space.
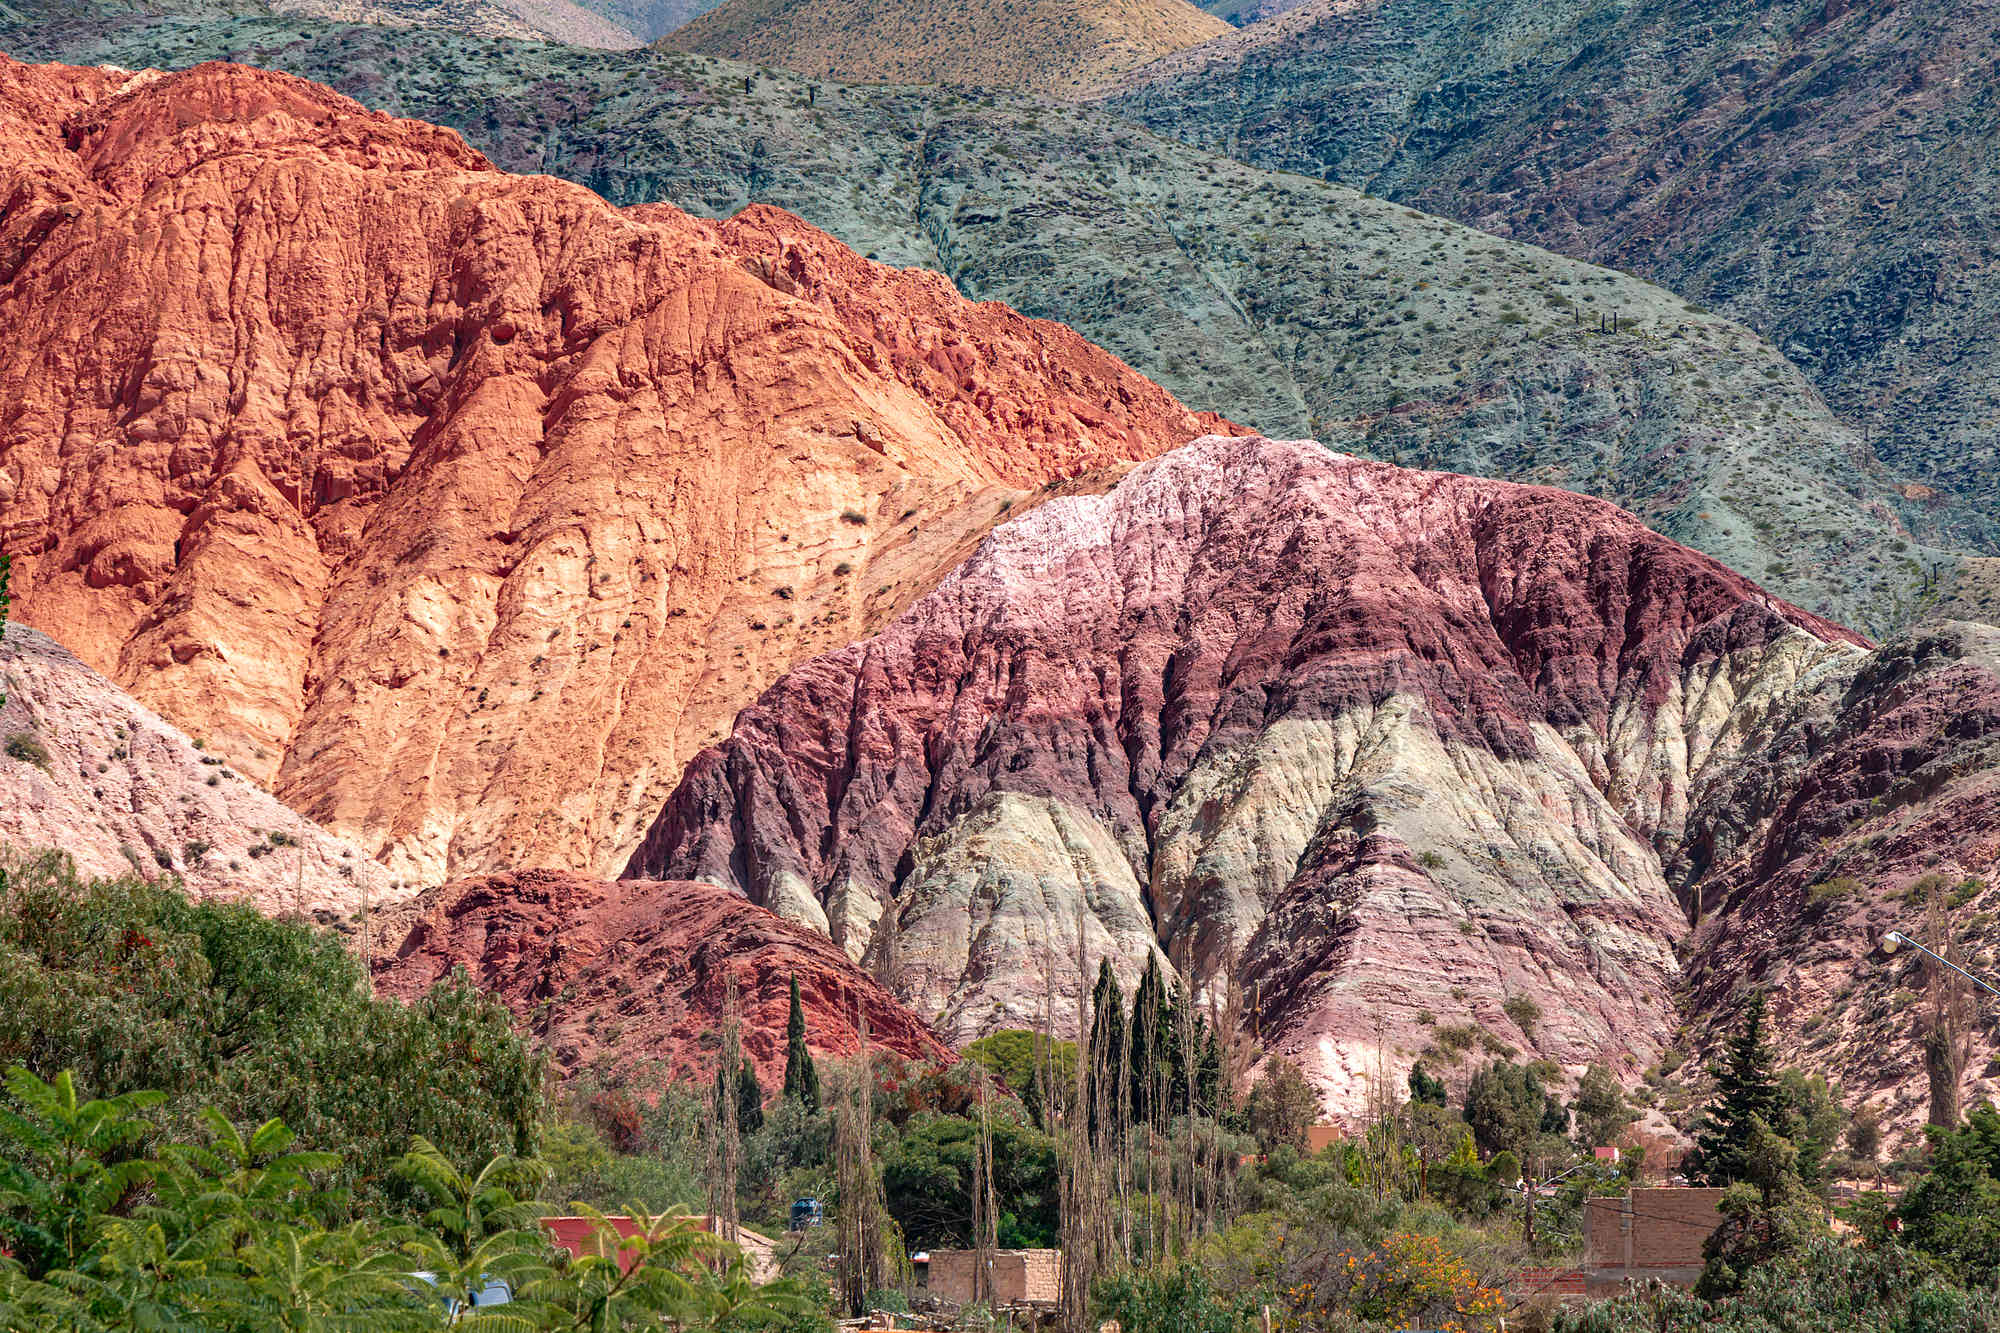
0, 623, 397, 917
0, 56, 1215, 885
628, 435, 1877, 1111
373, 869, 952, 1086
1680, 621, 2000, 1134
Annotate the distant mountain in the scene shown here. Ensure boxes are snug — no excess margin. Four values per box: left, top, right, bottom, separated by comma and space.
1103, 0, 2000, 563
658, 0, 1230, 93
0, 21, 1959, 633
0, 56, 1211, 883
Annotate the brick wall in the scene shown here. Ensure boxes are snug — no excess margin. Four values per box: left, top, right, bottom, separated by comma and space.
1584, 1188, 1724, 1295
924, 1249, 1063, 1304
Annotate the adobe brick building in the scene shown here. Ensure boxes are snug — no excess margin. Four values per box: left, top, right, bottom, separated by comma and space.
1584, 1188, 1724, 1295
924, 1249, 1062, 1304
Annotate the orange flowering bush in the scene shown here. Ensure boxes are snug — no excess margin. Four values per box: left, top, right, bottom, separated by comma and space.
1277, 1230, 1505, 1333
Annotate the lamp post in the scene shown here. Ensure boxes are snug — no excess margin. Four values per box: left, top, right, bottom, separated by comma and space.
1881, 930, 2000, 998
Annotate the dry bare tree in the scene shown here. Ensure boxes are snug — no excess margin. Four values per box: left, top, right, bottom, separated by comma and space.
1058, 911, 1104, 1333
709, 973, 743, 1244
969, 1058, 1000, 1307
1923, 886, 1976, 1128
836, 1004, 891, 1315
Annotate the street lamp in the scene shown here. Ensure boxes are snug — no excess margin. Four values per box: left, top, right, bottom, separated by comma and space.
1881, 930, 2000, 997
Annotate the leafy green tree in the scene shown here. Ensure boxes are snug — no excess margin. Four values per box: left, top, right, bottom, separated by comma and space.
1896, 1102, 2000, 1269
1464, 1061, 1551, 1162
0, 853, 544, 1209
1774, 1067, 1844, 1187
0, 553, 10, 641
781, 976, 821, 1113
1244, 1058, 1319, 1155
1407, 1062, 1448, 1108
961, 1029, 1076, 1104
1572, 1063, 1634, 1149
878, 1110, 1057, 1248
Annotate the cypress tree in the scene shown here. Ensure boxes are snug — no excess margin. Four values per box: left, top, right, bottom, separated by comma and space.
1088, 959, 1125, 1136
1129, 954, 1166, 1125
1690, 990, 1782, 1186
737, 1058, 765, 1135
1196, 1022, 1223, 1114
782, 973, 822, 1111
719, 1058, 765, 1135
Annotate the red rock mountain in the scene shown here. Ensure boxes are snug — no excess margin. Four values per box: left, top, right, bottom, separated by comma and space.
372, 870, 951, 1086
628, 435, 1961, 1118
0, 56, 1218, 887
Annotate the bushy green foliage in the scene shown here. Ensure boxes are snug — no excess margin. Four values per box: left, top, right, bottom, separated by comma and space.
1463, 1060, 1561, 1162
961, 1029, 1076, 1105
0, 852, 542, 1211
0, 1065, 819, 1332
1095, 1262, 1261, 1333
1895, 1102, 2000, 1272
878, 1108, 1057, 1249
1555, 1240, 2000, 1332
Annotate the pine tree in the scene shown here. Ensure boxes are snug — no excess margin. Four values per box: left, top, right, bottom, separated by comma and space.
782, 973, 822, 1112
0, 552, 11, 641
1690, 991, 1783, 1187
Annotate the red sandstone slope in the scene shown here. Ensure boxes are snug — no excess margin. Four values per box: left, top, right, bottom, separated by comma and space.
629, 436, 1876, 1114
372, 870, 951, 1086
0, 56, 1217, 886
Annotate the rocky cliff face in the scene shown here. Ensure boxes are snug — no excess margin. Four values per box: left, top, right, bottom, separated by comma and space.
627, 434, 1886, 1111
373, 869, 951, 1086
1680, 621, 2000, 1133
1103, 0, 2000, 564
0, 623, 397, 917
0, 56, 1213, 884
0, 22, 1960, 630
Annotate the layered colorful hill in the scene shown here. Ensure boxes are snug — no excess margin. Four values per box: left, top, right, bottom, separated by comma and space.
373, 869, 951, 1085
0, 56, 1216, 886
626, 434, 1998, 1125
